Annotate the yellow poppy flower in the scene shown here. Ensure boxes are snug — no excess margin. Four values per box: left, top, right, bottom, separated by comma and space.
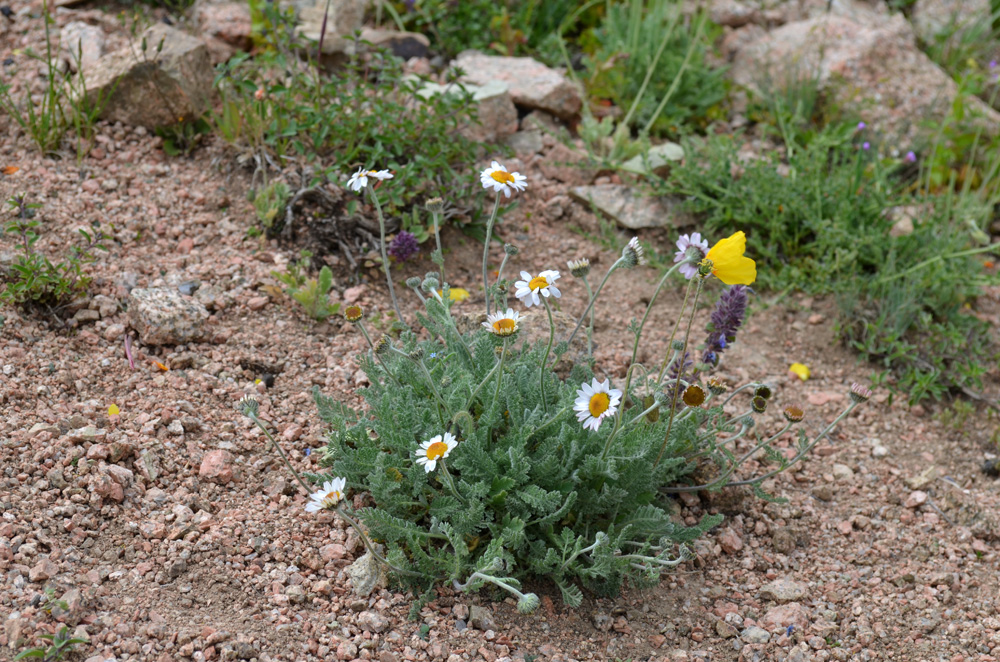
440, 287, 470, 302
108, 404, 120, 416
704, 231, 756, 285
788, 363, 811, 381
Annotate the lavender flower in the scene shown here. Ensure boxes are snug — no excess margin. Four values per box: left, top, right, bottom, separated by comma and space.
862, 141, 870, 151
857, 121, 866, 130
674, 232, 709, 280
702, 285, 749, 367
388, 231, 419, 262
904, 151, 917, 163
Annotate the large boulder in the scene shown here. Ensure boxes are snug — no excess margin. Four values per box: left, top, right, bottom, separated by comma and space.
569, 185, 690, 230
726, 10, 1000, 140
455, 52, 582, 120
418, 80, 518, 143
83, 23, 213, 128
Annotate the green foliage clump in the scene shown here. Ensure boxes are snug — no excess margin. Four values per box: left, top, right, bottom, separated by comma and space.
304, 195, 862, 607
582, 1, 727, 137
251, 180, 291, 234
273, 251, 339, 321
14, 626, 87, 662
1, 195, 106, 312
212, 7, 496, 221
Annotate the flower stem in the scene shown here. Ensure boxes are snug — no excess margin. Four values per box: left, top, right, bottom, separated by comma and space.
248, 414, 312, 495
465, 340, 506, 411
582, 276, 595, 356
654, 277, 704, 469
431, 209, 445, 287
336, 504, 423, 577
438, 459, 465, 503
357, 321, 402, 387
540, 297, 556, 414
491, 339, 508, 410
623, 263, 682, 400
482, 195, 502, 316
655, 275, 695, 385
368, 186, 406, 328
566, 257, 625, 347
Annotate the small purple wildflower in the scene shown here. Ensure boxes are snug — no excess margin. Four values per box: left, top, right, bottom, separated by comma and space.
904, 150, 917, 163
388, 230, 419, 262
862, 141, 870, 151
857, 121, 866, 130
990, 60, 997, 69
674, 232, 709, 280
304, 448, 312, 457
702, 285, 749, 367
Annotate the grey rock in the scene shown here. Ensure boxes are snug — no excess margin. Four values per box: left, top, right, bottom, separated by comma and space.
83, 24, 213, 128
759, 578, 808, 603
911, 0, 988, 45
592, 611, 613, 632
46, 467, 67, 489
359, 27, 430, 60
298, 0, 365, 57
740, 626, 770, 644
356, 610, 390, 633
167, 559, 187, 578
419, 80, 517, 143
469, 605, 496, 631
345, 545, 388, 596
569, 185, 690, 230
456, 52, 582, 119
831, 463, 854, 481
621, 142, 685, 177
61, 21, 106, 72
195, 1, 252, 50
506, 129, 545, 155
716, 619, 738, 638
128, 287, 210, 346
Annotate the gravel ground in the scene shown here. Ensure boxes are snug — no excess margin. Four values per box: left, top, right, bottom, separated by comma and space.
3, 12, 1000, 662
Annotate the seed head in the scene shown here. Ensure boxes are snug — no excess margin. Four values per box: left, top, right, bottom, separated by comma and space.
236, 393, 259, 418
754, 384, 773, 400
373, 334, 392, 356
751, 395, 768, 414
707, 377, 728, 395
682, 384, 706, 407
783, 405, 804, 423
344, 305, 364, 324
409, 347, 425, 361
425, 197, 445, 214
567, 258, 591, 278
849, 382, 872, 404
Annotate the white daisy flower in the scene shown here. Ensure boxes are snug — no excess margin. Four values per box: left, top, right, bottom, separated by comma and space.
621, 236, 645, 268
480, 160, 527, 198
347, 167, 393, 192
482, 308, 521, 336
415, 432, 458, 473
674, 233, 709, 280
574, 378, 622, 432
305, 477, 347, 513
514, 270, 561, 307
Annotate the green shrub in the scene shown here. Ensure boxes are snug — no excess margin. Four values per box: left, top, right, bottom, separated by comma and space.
235, 164, 868, 611
272, 251, 340, 321
662, 125, 999, 403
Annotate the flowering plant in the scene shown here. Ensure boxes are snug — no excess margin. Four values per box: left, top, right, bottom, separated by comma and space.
249, 160, 870, 613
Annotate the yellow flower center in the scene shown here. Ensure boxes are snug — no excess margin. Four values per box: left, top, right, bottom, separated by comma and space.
528, 275, 549, 291
324, 490, 342, 504
493, 318, 516, 334
589, 393, 610, 418
426, 441, 449, 460
490, 170, 515, 185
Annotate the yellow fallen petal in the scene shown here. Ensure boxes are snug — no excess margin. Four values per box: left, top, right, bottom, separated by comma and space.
788, 363, 811, 381
108, 404, 120, 416
441, 287, 470, 302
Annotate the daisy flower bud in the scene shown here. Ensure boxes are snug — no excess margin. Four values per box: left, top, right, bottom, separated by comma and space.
849, 382, 872, 404
517, 593, 540, 615
754, 385, 773, 400
621, 237, 645, 268
567, 258, 591, 278
409, 347, 425, 361
751, 395, 768, 413
425, 197, 445, 214
707, 377, 728, 395
422, 276, 440, 292
236, 393, 259, 418
373, 334, 392, 356
406, 276, 422, 288
504, 243, 519, 256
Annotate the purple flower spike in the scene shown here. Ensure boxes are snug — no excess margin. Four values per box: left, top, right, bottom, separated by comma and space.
702, 285, 749, 367
388, 231, 419, 262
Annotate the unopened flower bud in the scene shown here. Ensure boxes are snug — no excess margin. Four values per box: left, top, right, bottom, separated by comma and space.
621, 237, 645, 269
567, 258, 591, 278
425, 197, 445, 214
517, 593, 540, 615
671, 340, 685, 352
422, 277, 440, 292
849, 382, 872, 404
707, 378, 728, 395
236, 393, 259, 417
409, 347, 425, 361
406, 276, 422, 288
504, 243, 519, 256
373, 334, 392, 356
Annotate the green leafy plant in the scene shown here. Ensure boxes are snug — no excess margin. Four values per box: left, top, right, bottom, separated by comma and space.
156, 118, 212, 157
1, 194, 107, 312
272, 251, 339, 321
237, 163, 868, 612
581, 0, 727, 137
14, 626, 87, 662
212, 8, 496, 222
251, 180, 291, 235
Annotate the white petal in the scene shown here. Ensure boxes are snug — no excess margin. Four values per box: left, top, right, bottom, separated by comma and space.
547, 285, 561, 298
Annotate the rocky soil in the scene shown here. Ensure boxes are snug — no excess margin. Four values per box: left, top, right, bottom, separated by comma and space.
2, 1, 1000, 662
